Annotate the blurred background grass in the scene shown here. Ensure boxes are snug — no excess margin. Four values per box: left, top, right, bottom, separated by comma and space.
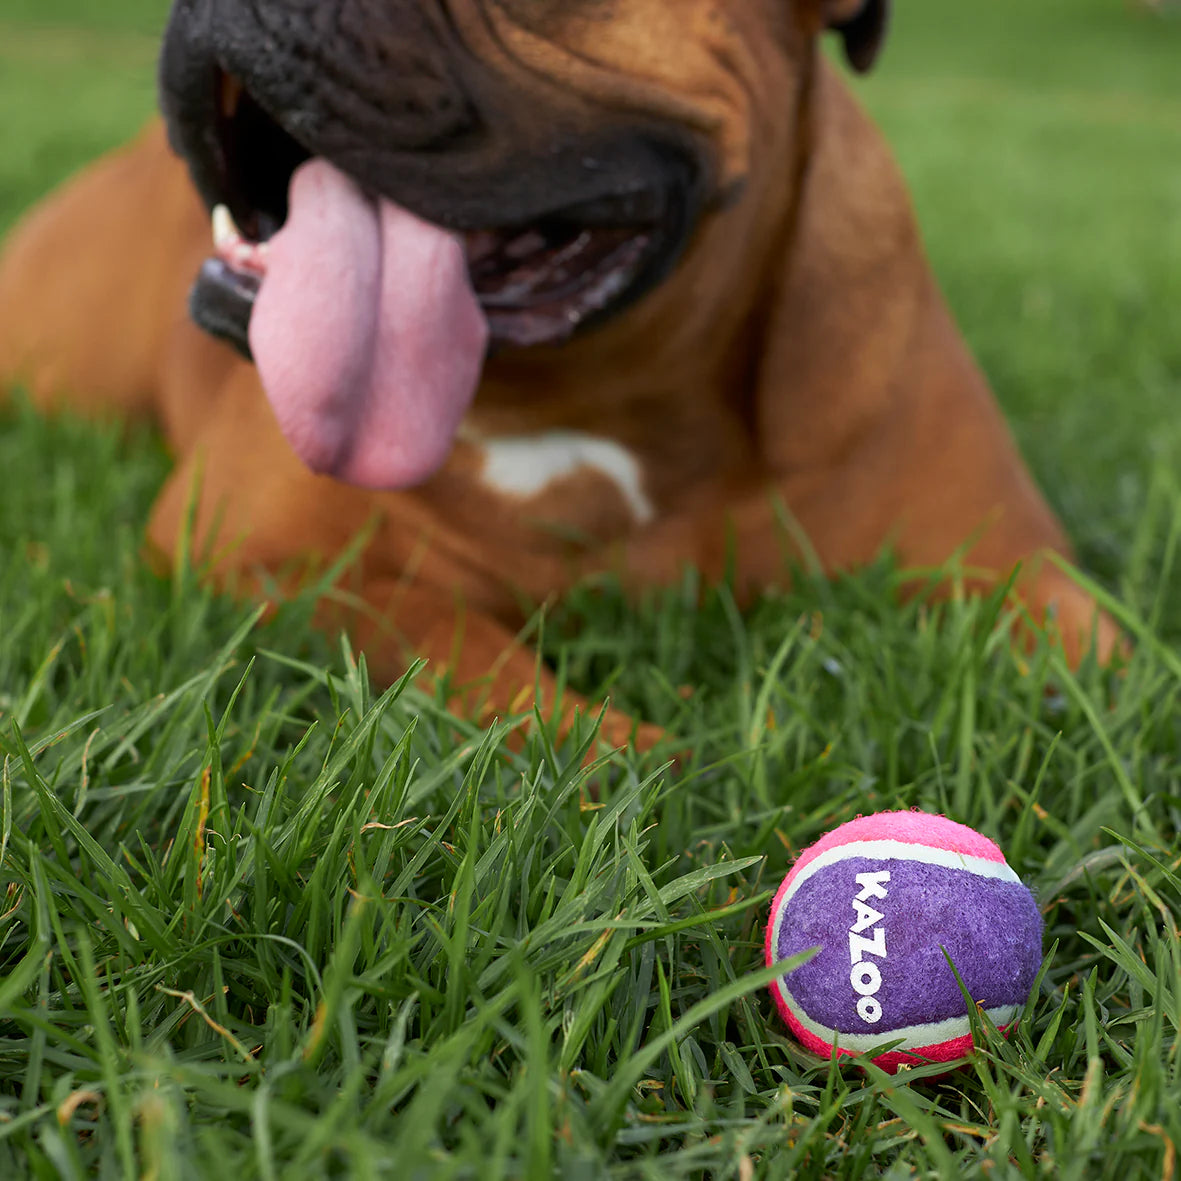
858, 0, 1181, 605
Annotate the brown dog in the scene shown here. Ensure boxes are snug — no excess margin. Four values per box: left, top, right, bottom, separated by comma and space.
0, 1, 1114, 747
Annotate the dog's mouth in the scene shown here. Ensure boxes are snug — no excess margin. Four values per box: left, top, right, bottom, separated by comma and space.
165, 53, 701, 491
192, 77, 681, 358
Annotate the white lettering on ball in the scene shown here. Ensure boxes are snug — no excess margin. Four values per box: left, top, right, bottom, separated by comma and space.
849, 926, 886, 963
857, 996, 883, 1024
851, 961, 883, 995
849, 870, 889, 1024
854, 871, 890, 901
851, 899, 884, 933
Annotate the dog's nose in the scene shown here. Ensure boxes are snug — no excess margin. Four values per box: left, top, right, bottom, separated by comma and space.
245, 0, 479, 150
165, 0, 480, 155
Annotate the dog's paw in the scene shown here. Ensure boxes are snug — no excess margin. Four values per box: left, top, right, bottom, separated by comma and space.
1019, 566, 1125, 668
592, 708, 669, 756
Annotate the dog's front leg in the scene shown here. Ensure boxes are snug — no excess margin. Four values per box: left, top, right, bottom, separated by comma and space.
146, 363, 663, 753
590, 265, 1120, 668
316, 579, 666, 754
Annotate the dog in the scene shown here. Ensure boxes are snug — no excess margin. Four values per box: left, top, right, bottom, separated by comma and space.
0, 0, 1116, 749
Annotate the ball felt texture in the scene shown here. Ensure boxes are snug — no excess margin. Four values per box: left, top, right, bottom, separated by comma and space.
765, 811, 1043, 1073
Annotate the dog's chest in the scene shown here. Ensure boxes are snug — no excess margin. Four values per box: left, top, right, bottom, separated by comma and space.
480, 431, 655, 523
443, 428, 658, 546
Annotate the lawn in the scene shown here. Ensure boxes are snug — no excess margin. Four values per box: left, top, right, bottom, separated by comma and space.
1, 1, 1180, 1177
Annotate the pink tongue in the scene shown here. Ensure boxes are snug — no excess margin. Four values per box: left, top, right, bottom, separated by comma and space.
249, 159, 488, 488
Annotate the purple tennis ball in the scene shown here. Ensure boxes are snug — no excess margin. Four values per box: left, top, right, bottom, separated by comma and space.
765, 811, 1043, 1073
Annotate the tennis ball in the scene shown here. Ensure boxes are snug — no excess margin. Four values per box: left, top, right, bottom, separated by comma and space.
765, 810, 1042, 1073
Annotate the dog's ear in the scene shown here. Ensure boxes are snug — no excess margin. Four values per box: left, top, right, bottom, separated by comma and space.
822, 0, 892, 73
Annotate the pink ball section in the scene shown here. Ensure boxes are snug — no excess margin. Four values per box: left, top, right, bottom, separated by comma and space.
765, 810, 1041, 1074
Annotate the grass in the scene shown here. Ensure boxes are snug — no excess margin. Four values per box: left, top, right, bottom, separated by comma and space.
1, 0, 1180, 1176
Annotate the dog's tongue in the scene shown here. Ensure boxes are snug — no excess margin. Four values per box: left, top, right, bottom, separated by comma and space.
249, 159, 488, 488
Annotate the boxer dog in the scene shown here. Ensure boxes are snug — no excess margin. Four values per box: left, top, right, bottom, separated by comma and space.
0, 0, 1115, 748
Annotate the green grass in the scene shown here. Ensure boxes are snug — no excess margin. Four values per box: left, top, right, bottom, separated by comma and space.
2, 1, 1181, 1176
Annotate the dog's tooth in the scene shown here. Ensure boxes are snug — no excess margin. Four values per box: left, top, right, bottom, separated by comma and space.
212, 205, 239, 251
505, 231, 548, 261
219, 74, 244, 120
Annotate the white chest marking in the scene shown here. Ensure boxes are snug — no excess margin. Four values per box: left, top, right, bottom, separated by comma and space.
477, 430, 656, 525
